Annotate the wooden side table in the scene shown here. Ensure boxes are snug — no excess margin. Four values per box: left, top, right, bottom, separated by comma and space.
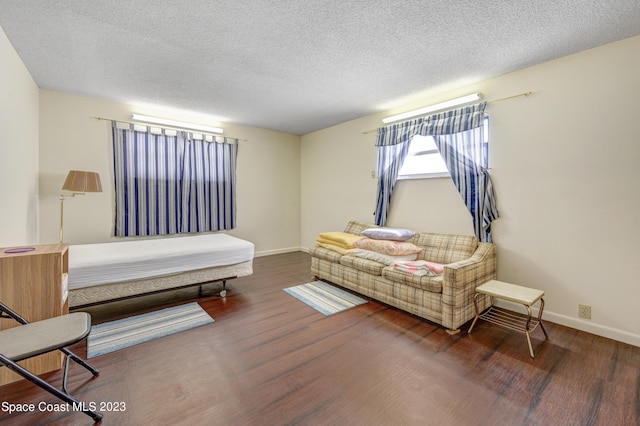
0, 244, 69, 385
468, 279, 548, 358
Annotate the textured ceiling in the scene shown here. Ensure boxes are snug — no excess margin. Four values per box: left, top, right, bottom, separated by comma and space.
1, 1, 639, 135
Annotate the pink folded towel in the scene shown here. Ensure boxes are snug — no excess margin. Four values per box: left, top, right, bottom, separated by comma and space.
393, 260, 444, 276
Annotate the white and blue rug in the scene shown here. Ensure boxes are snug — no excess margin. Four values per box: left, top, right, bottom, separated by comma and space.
283, 280, 367, 316
87, 302, 214, 358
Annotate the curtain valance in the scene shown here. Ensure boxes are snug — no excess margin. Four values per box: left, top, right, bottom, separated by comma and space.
376, 102, 487, 146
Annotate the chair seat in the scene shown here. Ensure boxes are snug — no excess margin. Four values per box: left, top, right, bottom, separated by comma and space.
0, 312, 91, 361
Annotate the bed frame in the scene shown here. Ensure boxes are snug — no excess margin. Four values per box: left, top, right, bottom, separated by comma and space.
69, 259, 253, 309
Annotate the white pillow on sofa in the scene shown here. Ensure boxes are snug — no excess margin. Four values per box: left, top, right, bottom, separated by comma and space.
360, 227, 416, 241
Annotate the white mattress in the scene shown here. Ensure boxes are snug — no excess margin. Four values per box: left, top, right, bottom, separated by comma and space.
68, 233, 254, 290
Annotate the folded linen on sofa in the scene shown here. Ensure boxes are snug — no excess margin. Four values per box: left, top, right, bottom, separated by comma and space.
317, 232, 364, 249
316, 241, 354, 255
393, 260, 444, 276
350, 248, 417, 265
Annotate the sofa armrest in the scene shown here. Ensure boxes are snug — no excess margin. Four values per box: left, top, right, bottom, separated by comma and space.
440, 242, 497, 330
444, 242, 496, 288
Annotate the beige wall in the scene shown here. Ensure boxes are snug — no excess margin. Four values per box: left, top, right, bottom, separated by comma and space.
0, 27, 39, 246
301, 36, 640, 346
38, 91, 301, 255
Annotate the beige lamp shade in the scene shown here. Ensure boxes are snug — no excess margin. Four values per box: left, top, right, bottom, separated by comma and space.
62, 170, 102, 193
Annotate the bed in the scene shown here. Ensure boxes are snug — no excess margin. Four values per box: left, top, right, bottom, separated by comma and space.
67, 233, 254, 308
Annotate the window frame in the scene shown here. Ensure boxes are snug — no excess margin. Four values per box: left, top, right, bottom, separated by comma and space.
397, 115, 489, 180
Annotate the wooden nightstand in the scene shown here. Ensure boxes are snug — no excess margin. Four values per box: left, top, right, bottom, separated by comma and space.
0, 244, 69, 385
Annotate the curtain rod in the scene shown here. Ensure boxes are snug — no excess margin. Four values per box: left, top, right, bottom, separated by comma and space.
91, 116, 247, 142
361, 91, 534, 135
485, 91, 533, 104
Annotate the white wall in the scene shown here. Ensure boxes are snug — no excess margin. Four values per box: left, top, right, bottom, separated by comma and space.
38, 91, 301, 255
301, 36, 640, 347
0, 26, 39, 246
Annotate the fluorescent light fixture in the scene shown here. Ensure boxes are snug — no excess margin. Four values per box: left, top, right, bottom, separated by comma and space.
382, 93, 482, 124
131, 114, 223, 134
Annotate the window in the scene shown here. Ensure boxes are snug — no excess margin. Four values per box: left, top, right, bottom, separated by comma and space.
111, 122, 238, 237
397, 116, 489, 179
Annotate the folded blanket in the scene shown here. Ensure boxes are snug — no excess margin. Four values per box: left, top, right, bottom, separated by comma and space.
317, 232, 364, 249
349, 249, 418, 266
393, 260, 444, 276
316, 242, 354, 255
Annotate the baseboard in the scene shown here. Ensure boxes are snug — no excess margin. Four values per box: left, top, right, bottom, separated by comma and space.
254, 247, 304, 257
495, 300, 640, 348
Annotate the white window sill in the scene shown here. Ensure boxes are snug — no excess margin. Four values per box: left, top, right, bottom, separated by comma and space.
397, 172, 451, 180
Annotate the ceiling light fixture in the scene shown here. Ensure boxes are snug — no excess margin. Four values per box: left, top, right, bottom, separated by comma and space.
382, 93, 482, 124
131, 114, 224, 134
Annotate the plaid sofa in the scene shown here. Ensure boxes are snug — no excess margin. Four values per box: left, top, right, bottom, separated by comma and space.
310, 220, 496, 333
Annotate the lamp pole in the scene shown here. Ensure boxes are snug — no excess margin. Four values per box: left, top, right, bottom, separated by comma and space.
59, 194, 66, 243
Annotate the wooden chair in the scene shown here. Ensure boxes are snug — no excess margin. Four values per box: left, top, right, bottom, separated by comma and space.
0, 302, 103, 423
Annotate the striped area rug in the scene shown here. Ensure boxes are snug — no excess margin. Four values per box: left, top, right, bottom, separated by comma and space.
87, 302, 214, 358
283, 280, 367, 316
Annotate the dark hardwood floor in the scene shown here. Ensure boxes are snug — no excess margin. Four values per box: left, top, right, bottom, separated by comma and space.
1, 251, 638, 425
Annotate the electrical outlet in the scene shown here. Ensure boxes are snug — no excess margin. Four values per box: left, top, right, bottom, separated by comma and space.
578, 304, 591, 319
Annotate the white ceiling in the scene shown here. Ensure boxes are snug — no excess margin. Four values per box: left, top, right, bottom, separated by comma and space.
1, 1, 639, 135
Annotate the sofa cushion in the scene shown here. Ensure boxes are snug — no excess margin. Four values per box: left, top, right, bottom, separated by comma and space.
339, 255, 385, 276
382, 267, 444, 293
309, 246, 343, 263
413, 233, 478, 264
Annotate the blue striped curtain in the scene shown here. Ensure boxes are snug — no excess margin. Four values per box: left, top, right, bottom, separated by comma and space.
374, 102, 499, 242
182, 137, 237, 232
112, 122, 238, 236
374, 140, 411, 227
